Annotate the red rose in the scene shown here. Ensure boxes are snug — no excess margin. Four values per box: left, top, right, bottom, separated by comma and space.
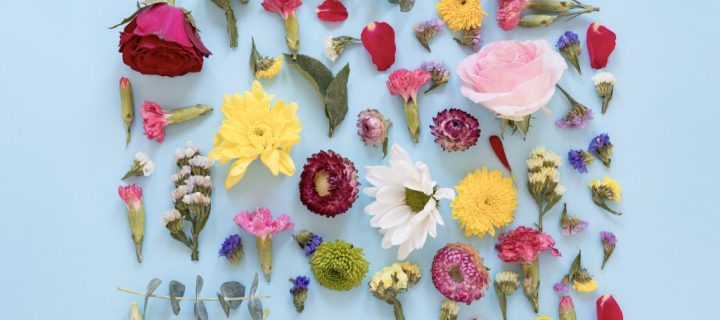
119, 3, 211, 77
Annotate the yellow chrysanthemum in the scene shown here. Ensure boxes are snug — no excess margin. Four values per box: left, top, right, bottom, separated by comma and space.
255, 55, 283, 79
535, 316, 553, 320
451, 167, 518, 238
590, 177, 622, 202
573, 279, 598, 293
436, 0, 488, 32
209, 81, 302, 189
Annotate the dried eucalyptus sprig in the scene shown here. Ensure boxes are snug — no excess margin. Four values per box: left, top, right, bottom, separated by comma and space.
118, 274, 269, 320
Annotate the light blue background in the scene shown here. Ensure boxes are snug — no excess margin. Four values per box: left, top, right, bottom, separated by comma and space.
1, 0, 717, 319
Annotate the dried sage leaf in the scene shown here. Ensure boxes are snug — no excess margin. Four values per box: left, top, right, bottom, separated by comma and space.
143, 278, 162, 316
169, 280, 186, 316
221, 281, 246, 309
324, 63, 350, 137
285, 53, 334, 97
569, 251, 582, 281
194, 300, 208, 320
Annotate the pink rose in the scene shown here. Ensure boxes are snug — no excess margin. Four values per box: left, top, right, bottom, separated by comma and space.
495, 226, 561, 264
457, 40, 566, 120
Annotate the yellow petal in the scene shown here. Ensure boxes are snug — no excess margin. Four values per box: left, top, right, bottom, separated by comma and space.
224, 157, 256, 189
277, 151, 296, 176
260, 150, 280, 176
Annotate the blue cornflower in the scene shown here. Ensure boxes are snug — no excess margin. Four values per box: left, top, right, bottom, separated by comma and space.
556, 31, 579, 50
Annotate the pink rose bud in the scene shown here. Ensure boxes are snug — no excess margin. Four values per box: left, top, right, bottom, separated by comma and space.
596, 294, 623, 320
559, 296, 576, 320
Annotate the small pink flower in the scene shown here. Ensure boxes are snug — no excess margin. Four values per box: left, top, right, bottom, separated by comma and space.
234, 207, 294, 239
118, 184, 143, 211
262, 0, 303, 19
141, 101, 168, 143
496, 0, 528, 31
495, 226, 561, 264
386, 68, 431, 103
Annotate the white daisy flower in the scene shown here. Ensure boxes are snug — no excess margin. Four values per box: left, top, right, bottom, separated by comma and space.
364, 144, 455, 260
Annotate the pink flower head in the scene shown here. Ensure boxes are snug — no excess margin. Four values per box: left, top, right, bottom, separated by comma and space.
118, 184, 143, 210
262, 0, 303, 19
495, 226, 561, 264
431, 243, 490, 305
497, 0, 528, 31
386, 68, 431, 103
141, 101, 168, 143
234, 207, 294, 238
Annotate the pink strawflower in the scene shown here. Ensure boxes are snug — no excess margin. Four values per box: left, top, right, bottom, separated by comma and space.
118, 184, 143, 210
141, 101, 168, 143
431, 243, 490, 305
495, 226, 561, 264
262, 0, 303, 19
497, 0, 528, 31
386, 68, 431, 103
234, 207, 294, 239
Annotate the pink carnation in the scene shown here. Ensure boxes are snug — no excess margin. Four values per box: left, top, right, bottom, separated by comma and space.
141, 101, 168, 143
497, 0, 528, 31
262, 0, 303, 19
495, 226, 561, 264
234, 207, 294, 238
386, 68, 431, 103
118, 184, 143, 210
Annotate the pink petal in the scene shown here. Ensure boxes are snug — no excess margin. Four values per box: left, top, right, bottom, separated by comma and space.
361, 21, 396, 71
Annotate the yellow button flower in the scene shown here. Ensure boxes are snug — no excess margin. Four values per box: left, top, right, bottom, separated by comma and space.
451, 167, 518, 238
436, 0, 488, 32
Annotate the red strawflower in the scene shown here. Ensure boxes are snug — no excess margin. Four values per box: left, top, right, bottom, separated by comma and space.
586, 22, 617, 69
316, 0, 348, 22
299, 150, 359, 217
361, 21, 396, 71
495, 226, 561, 264
596, 294, 623, 320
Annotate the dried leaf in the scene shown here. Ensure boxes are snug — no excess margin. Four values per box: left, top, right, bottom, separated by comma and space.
285, 53, 334, 97
209, 0, 238, 48
399, 0, 415, 11
143, 278, 162, 316
195, 275, 203, 297
194, 301, 208, 320
324, 63, 350, 137
569, 251, 582, 281
217, 293, 231, 318
221, 281, 246, 309
250, 38, 260, 75
169, 280, 186, 316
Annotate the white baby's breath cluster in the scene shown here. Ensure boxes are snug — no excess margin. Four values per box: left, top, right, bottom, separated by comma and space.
527, 147, 565, 230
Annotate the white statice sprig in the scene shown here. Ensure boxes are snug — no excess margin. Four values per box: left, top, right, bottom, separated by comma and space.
526, 147, 564, 231
324, 35, 360, 62
592, 71, 616, 114
122, 152, 155, 180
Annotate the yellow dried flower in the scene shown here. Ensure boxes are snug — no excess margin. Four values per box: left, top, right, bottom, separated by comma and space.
255, 55, 283, 79
436, 0, 488, 32
451, 167, 518, 238
573, 278, 598, 293
535, 316, 553, 320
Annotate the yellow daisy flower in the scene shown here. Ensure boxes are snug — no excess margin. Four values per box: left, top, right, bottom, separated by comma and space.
573, 278, 598, 293
209, 81, 302, 189
436, 0, 488, 32
451, 167, 518, 238
255, 55, 283, 79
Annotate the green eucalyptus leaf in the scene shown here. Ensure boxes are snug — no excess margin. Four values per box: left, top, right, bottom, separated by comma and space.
194, 300, 208, 320
217, 293, 231, 318
143, 278, 162, 316
324, 63, 350, 137
221, 281, 246, 309
169, 280, 186, 316
284, 53, 334, 97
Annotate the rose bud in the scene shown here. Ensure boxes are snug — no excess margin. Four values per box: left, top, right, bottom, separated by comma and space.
596, 294, 623, 320
587, 22, 617, 69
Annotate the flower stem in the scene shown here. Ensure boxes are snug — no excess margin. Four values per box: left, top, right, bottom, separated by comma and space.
117, 287, 270, 301
167, 105, 213, 125
284, 15, 300, 55
391, 299, 405, 320
167, 0, 176, 6
257, 236, 273, 282
403, 99, 420, 143
521, 261, 540, 313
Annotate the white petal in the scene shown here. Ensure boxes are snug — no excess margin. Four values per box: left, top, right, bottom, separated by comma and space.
390, 144, 411, 163
365, 166, 404, 187
376, 185, 406, 205
390, 225, 412, 246
363, 186, 379, 197
376, 206, 412, 229
410, 198, 436, 223
396, 242, 412, 260
434, 187, 456, 201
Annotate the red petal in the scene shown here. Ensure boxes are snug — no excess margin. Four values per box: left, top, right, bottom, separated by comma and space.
587, 22, 616, 69
316, 0, 348, 22
361, 21, 396, 71
596, 295, 623, 320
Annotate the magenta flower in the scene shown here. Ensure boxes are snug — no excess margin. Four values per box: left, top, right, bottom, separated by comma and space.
387, 68, 431, 143
235, 207, 294, 281
430, 108, 480, 152
431, 243, 490, 305
299, 150, 359, 218
261, 0, 302, 19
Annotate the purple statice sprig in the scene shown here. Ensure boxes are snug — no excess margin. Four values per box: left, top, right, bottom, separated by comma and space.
454, 26, 482, 50
589, 133, 613, 167
218, 234, 244, 265
568, 149, 594, 174
289, 276, 310, 313
413, 19, 444, 52
555, 85, 593, 129
430, 108, 480, 152
600, 231, 617, 270
556, 31, 582, 74
553, 282, 570, 294
293, 230, 323, 256
560, 203, 589, 236
421, 60, 450, 93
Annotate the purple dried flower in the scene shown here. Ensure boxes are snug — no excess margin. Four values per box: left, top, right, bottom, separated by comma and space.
430, 109, 480, 152
589, 133, 613, 167
218, 234, 244, 264
289, 276, 310, 312
556, 31, 582, 74
293, 230, 324, 257
455, 27, 482, 50
357, 109, 391, 157
555, 85, 593, 129
421, 60, 450, 93
554, 282, 569, 293
556, 31, 580, 50
568, 149, 593, 173
413, 19, 444, 51
600, 231, 617, 270
299, 150, 359, 217
560, 203, 589, 236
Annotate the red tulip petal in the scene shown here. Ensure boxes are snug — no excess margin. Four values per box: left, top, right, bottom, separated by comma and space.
596, 295, 623, 320
361, 21, 396, 72
587, 22, 617, 69
316, 0, 348, 22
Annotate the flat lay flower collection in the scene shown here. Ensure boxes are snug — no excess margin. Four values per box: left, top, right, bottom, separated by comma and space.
113, 0, 623, 319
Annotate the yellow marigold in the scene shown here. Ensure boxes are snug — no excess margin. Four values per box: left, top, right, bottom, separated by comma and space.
209, 81, 302, 189
535, 316, 553, 320
436, 0, 488, 32
590, 176, 622, 202
573, 279, 598, 293
451, 167, 518, 238
255, 55, 283, 79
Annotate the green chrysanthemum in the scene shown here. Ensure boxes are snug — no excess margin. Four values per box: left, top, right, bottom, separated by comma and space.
310, 240, 369, 291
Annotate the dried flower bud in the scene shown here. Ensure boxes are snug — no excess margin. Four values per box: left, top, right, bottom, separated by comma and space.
440, 300, 459, 320
119, 77, 134, 146
289, 276, 310, 312
413, 19, 444, 52
324, 35, 360, 62
129, 301, 143, 320
357, 109, 391, 157
218, 234, 244, 265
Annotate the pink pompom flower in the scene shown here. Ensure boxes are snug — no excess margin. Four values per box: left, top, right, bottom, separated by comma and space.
497, 0, 528, 31
235, 207, 294, 281
431, 243, 490, 305
386, 68, 431, 143
141, 101, 212, 143
118, 183, 143, 210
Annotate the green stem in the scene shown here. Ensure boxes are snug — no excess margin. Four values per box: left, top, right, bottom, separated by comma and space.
403, 99, 420, 143
167, 0, 176, 6
537, 207, 544, 231
257, 236, 273, 282
602, 95, 612, 114
284, 15, 300, 55
521, 261, 540, 313
391, 299, 404, 320
167, 105, 213, 125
